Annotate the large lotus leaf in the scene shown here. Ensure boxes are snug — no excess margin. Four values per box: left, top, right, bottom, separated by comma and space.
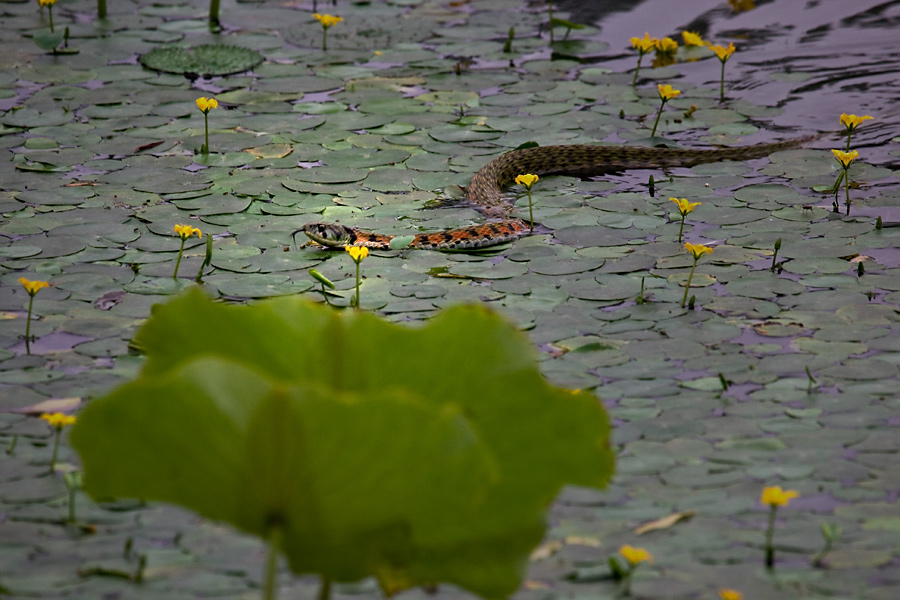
139, 44, 263, 76
77, 288, 614, 598
72, 357, 496, 590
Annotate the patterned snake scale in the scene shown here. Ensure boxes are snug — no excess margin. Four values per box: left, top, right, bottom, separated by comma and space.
296, 137, 813, 250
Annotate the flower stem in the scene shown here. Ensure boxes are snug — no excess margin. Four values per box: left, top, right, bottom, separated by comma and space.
527, 190, 534, 233
632, 54, 643, 87
322, 28, 328, 51
49, 427, 61, 473
681, 259, 698, 308
263, 526, 282, 600
203, 112, 210, 154
173, 238, 186, 279
765, 505, 777, 568
844, 166, 851, 215
354, 259, 361, 309
846, 132, 852, 152
25, 293, 35, 355
719, 60, 726, 101
650, 99, 666, 137
318, 578, 332, 600
48, 5, 55, 32
677, 215, 685, 243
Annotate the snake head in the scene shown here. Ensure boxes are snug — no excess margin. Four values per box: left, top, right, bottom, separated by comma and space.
293, 222, 357, 248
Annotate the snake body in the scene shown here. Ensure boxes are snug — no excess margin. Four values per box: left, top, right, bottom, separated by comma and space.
297, 138, 813, 250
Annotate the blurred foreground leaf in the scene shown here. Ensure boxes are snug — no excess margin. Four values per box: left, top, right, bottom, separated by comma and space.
72, 288, 613, 598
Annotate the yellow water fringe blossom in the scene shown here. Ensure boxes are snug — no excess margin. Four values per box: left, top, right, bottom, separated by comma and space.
19, 278, 50, 296
685, 242, 713, 260
840, 113, 873, 132
195, 97, 218, 113
313, 13, 343, 51
629, 32, 656, 52
174, 224, 202, 240
657, 83, 681, 101
629, 33, 656, 85
37, 0, 58, 5
41, 412, 77, 429
831, 149, 858, 169
671, 197, 700, 215
313, 13, 343, 28
346, 245, 369, 263
709, 42, 736, 101
682, 31, 704, 46
620, 545, 653, 565
718, 590, 743, 600
516, 174, 540, 231
671, 198, 701, 242
761, 485, 799, 507
172, 225, 201, 279
655, 37, 678, 53
515, 173, 539, 190
709, 42, 736, 62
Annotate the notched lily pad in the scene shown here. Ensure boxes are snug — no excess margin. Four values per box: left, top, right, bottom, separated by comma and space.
140, 45, 264, 77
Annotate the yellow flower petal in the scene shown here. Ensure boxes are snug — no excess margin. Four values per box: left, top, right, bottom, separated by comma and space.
839, 113, 872, 132
41, 412, 77, 429
684, 242, 713, 260
629, 32, 656, 53
831, 148, 859, 168
718, 589, 743, 600
174, 224, 202, 240
682, 31, 705, 46
620, 545, 653, 566
655, 37, 678, 54
18, 278, 50, 296
670, 197, 701, 215
196, 97, 218, 113
314, 13, 343, 28
657, 83, 682, 101
761, 485, 799, 507
515, 173, 539, 189
346, 246, 369, 262
709, 42, 736, 62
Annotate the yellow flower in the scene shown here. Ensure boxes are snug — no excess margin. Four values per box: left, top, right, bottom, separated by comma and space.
718, 589, 743, 600
346, 246, 369, 263
831, 149, 859, 169
685, 242, 713, 260
671, 197, 701, 215
515, 173, 539, 190
620, 545, 653, 566
19, 278, 50, 297
629, 32, 656, 53
174, 224, 202, 240
313, 13, 343, 29
840, 113, 873, 133
709, 42, 736, 62
729, 0, 755, 12
195, 97, 218, 113
41, 412, 77, 429
37, 0, 58, 6
657, 83, 681, 101
761, 485, 799, 507
682, 31, 705, 46
655, 37, 678, 54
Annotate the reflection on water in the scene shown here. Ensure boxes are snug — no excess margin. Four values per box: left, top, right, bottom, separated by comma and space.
559, 0, 899, 165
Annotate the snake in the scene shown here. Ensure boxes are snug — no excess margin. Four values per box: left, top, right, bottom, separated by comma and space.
295, 137, 814, 251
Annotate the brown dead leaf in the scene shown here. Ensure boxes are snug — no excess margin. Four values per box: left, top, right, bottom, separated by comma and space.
529, 540, 563, 561
6, 397, 82, 415
634, 511, 696, 535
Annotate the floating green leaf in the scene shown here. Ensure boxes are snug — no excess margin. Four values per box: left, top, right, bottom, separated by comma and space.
71, 289, 613, 599
139, 44, 264, 76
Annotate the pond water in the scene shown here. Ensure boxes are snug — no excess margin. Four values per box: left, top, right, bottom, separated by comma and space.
1, 0, 899, 599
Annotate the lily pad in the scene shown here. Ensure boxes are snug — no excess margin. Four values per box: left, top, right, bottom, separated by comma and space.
139, 45, 264, 77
